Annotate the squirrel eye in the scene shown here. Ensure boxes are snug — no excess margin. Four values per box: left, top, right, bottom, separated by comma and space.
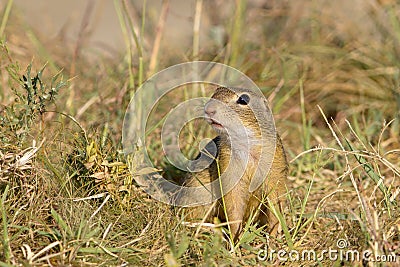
236, 94, 250, 105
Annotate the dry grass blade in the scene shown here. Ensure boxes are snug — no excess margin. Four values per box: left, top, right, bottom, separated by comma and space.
148, 0, 169, 76
22, 241, 62, 264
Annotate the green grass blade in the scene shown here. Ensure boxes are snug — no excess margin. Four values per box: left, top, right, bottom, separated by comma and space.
1, 185, 11, 263
345, 138, 395, 208
0, 0, 13, 38
51, 208, 73, 238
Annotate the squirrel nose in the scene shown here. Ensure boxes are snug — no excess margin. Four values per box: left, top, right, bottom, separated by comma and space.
204, 102, 216, 117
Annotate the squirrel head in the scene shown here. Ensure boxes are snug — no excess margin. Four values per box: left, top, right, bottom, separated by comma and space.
204, 87, 275, 142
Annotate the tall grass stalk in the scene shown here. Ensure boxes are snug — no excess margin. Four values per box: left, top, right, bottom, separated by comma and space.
122, 0, 145, 89
114, 0, 135, 91
268, 195, 294, 249
216, 159, 235, 250
192, 0, 202, 60
1, 185, 11, 263
228, 0, 246, 68
0, 0, 13, 39
292, 177, 313, 241
148, 0, 169, 76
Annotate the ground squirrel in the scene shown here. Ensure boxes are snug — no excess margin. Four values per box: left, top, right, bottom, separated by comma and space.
182, 86, 288, 241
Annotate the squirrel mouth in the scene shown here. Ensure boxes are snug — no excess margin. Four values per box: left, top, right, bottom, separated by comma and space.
207, 118, 224, 129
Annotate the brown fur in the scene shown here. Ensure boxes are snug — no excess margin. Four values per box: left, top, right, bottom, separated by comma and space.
182, 87, 288, 241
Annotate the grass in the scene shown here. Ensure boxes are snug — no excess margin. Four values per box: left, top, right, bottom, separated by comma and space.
1, 0, 399, 266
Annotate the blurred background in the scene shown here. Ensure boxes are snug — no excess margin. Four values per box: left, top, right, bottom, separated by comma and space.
11, 0, 394, 57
